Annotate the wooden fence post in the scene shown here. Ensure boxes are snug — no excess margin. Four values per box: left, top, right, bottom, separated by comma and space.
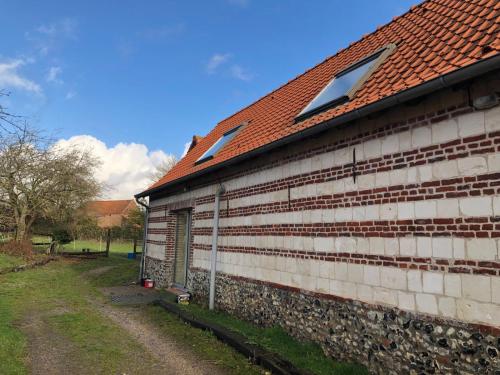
105, 229, 111, 257
133, 238, 137, 254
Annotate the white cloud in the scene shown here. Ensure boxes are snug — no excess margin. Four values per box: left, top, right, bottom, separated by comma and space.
206, 53, 231, 74
46, 66, 62, 83
0, 59, 42, 94
54, 135, 176, 199
230, 64, 253, 81
181, 141, 191, 157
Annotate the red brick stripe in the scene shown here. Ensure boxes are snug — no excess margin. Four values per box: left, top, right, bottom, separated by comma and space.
192, 172, 500, 221
191, 216, 500, 238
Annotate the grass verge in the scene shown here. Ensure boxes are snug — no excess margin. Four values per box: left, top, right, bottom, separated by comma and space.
174, 300, 368, 375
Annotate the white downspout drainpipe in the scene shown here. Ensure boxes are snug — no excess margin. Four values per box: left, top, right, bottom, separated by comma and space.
135, 198, 150, 282
209, 185, 225, 310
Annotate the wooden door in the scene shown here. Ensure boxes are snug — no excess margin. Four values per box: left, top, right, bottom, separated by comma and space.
174, 210, 190, 286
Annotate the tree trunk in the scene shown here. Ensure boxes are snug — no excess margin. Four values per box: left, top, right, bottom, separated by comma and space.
14, 211, 33, 241
15, 213, 27, 242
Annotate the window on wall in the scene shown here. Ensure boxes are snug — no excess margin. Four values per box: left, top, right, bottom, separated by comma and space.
296, 44, 396, 122
195, 125, 242, 165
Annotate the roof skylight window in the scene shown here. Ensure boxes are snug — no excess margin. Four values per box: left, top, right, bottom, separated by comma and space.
195, 125, 242, 165
296, 44, 395, 121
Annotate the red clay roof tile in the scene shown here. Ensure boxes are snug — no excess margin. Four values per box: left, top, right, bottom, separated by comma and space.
144, 0, 500, 194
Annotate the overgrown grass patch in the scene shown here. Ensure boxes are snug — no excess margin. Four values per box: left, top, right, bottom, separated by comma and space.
145, 304, 263, 375
179, 302, 368, 375
0, 253, 26, 272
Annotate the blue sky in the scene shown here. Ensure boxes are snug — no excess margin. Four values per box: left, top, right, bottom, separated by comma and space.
0, 0, 417, 198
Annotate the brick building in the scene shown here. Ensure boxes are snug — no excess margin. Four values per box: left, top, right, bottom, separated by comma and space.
136, 1, 500, 373
85, 200, 136, 229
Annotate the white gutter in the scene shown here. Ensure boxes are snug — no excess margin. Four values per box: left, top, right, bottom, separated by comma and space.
135, 197, 150, 282
209, 185, 225, 310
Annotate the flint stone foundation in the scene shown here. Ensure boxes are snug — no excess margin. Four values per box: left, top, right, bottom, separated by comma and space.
188, 269, 500, 375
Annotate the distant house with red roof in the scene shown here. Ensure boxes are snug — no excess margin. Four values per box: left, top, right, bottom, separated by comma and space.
136, 0, 500, 372
85, 200, 136, 229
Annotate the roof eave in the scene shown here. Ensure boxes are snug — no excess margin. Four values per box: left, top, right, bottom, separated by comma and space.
136, 53, 500, 199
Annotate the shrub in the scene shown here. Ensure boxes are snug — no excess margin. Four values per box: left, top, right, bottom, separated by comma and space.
0, 240, 33, 260
52, 229, 73, 244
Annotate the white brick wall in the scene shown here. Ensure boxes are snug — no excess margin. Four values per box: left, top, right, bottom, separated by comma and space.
151, 105, 500, 327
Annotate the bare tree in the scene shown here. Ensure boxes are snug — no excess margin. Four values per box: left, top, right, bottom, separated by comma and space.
0, 90, 25, 135
149, 156, 177, 184
0, 126, 102, 241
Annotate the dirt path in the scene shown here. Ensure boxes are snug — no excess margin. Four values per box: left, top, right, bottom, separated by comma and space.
16, 309, 90, 375
92, 297, 228, 375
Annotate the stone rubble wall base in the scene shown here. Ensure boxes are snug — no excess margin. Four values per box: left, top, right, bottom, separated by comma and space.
187, 269, 500, 375
144, 256, 171, 288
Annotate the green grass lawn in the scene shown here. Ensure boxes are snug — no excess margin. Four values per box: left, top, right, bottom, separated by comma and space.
0, 253, 26, 272
0, 249, 367, 375
173, 302, 368, 375
0, 252, 262, 375
0, 254, 155, 374
62, 239, 142, 253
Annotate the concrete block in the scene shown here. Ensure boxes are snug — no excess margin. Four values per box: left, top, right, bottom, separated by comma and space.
494, 196, 500, 216
432, 118, 458, 144
369, 237, 385, 255
485, 105, 500, 132
422, 272, 444, 294
433, 160, 458, 179
381, 268, 407, 290
365, 205, 379, 220
417, 237, 432, 257
462, 274, 491, 303
437, 199, 459, 218
416, 293, 438, 315
412, 126, 432, 148
459, 196, 492, 217
458, 156, 488, 176
400, 237, 417, 256
347, 263, 364, 283
408, 270, 423, 292
334, 262, 348, 281
357, 284, 373, 302
364, 139, 381, 158
415, 200, 437, 219
466, 239, 497, 261
418, 165, 433, 182
488, 154, 500, 173
398, 291, 416, 311
375, 171, 390, 187
314, 237, 334, 252
444, 274, 461, 298
358, 174, 375, 190
397, 202, 415, 220
384, 238, 399, 256
380, 203, 397, 220
438, 297, 456, 317
316, 277, 330, 293
432, 237, 453, 258
381, 134, 400, 155
390, 169, 407, 185
458, 111, 485, 137
453, 238, 465, 259
373, 287, 398, 306
364, 265, 381, 286
491, 277, 500, 304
